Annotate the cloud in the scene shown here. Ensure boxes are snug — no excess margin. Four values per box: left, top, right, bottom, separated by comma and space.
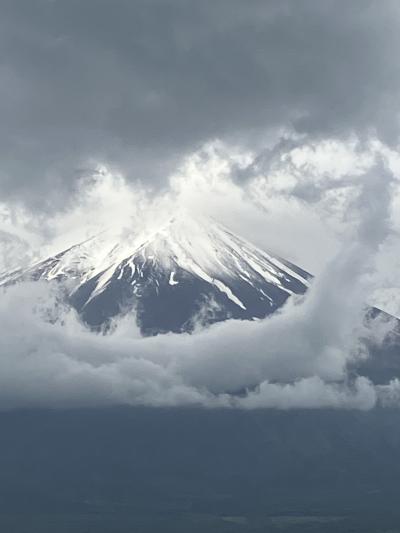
378, 379, 400, 407
0, 269, 382, 410
238, 376, 377, 410
1, 0, 400, 209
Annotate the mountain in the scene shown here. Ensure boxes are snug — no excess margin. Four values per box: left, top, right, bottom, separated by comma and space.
2, 214, 398, 385
0, 215, 312, 334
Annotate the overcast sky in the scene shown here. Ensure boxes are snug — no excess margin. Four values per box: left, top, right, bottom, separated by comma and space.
1, 1, 400, 409
0, 1, 399, 268
0, 0, 399, 204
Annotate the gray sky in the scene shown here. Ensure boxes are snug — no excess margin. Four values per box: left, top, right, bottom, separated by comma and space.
1, 0, 400, 209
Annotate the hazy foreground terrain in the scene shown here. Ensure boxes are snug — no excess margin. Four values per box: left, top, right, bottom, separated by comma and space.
1, 407, 400, 533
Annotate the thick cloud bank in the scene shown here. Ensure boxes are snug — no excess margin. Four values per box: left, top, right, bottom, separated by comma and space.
0, 282, 373, 410
0, 275, 392, 410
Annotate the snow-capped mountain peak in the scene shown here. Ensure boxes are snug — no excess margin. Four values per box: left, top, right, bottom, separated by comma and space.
0, 214, 311, 333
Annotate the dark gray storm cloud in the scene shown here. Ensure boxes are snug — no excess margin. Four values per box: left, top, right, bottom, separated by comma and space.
1, 0, 400, 208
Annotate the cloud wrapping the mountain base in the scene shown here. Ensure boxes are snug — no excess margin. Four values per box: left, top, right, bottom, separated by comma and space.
0, 280, 384, 410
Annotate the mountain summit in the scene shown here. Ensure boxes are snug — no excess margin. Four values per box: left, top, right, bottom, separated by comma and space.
0, 215, 311, 334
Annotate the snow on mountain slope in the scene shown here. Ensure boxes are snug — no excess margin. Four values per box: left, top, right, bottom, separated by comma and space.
0, 215, 312, 334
